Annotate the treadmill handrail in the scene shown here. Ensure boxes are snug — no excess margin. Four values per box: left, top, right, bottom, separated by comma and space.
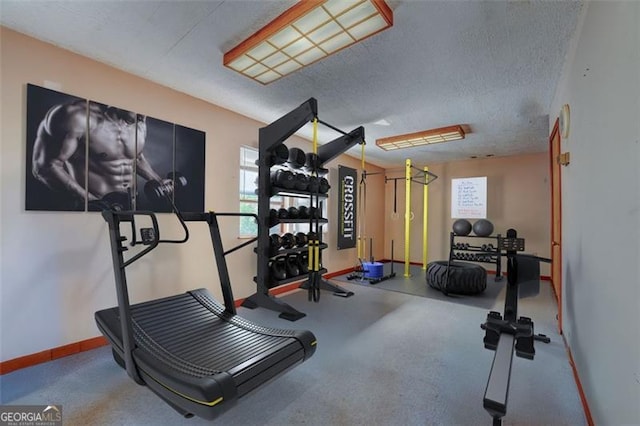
100, 210, 260, 384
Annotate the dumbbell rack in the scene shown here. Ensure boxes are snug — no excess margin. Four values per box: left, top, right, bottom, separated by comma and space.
241, 97, 365, 321
265, 195, 330, 286
448, 232, 503, 283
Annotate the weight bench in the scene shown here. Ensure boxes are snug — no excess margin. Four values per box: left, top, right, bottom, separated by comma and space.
95, 210, 316, 420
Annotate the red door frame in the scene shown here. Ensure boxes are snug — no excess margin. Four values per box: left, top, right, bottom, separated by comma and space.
549, 118, 562, 332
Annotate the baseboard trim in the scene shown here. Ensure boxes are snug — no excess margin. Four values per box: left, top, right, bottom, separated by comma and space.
2, 267, 357, 374
562, 335, 595, 426
379, 259, 424, 267
0, 336, 108, 375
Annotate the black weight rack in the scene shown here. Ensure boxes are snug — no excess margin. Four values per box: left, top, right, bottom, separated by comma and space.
241, 98, 365, 321
447, 232, 503, 287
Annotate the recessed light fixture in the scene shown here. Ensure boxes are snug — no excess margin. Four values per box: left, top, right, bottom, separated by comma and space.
376, 125, 465, 151
223, 0, 393, 84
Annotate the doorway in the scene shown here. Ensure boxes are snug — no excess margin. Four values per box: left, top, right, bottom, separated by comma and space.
549, 119, 562, 332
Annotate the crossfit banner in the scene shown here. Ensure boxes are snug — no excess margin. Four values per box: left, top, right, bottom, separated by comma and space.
337, 165, 357, 250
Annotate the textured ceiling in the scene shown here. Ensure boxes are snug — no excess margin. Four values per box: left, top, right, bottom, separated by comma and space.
0, 0, 583, 168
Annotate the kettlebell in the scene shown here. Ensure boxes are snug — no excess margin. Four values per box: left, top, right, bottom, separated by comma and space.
270, 258, 287, 281
297, 252, 309, 274
285, 255, 300, 278
278, 208, 289, 219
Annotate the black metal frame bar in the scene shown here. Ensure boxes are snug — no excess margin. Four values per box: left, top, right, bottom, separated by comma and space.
101, 209, 257, 384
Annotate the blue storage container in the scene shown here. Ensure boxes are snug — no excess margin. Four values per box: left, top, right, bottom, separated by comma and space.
363, 262, 384, 278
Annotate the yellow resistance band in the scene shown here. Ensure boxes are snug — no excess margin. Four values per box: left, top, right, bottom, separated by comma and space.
312, 118, 318, 154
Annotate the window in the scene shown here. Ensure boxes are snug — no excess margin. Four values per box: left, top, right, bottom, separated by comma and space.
239, 146, 282, 237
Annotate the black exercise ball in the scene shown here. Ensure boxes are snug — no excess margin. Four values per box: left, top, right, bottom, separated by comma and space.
452, 219, 472, 236
473, 219, 494, 237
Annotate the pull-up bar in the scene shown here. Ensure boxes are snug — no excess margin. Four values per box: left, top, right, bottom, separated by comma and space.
403, 159, 438, 277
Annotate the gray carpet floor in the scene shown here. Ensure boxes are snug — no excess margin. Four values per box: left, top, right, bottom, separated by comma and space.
1, 270, 585, 425
333, 262, 507, 309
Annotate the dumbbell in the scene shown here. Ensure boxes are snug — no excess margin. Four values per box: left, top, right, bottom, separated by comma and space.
99, 191, 131, 211
269, 209, 279, 226
298, 206, 309, 219
294, 173, 309, 191
288, 206, 300, 219
277, 208, 289, 219
144, 172, 187, 202
288, 147, 306, 169
271, 169, 295, 189
307, 231, 318, 242
319, 177, 330, 194
295, 232, 307, 247
269, 234, 282, 251
281, 233, 295, 249
270, 144, 289, 166
308, 176, 320, 192
308, 206, 320, 219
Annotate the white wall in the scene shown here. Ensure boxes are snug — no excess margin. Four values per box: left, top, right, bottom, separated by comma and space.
549, 2, 640, 424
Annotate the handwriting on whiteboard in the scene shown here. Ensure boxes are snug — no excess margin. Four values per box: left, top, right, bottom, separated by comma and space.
451, 177, 487, 219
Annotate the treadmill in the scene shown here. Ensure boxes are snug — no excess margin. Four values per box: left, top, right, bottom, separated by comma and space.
95, 209, 317, 420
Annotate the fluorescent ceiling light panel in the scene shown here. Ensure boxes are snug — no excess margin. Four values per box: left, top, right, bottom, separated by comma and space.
376, 125, 466, 151
223, 0, 393, 85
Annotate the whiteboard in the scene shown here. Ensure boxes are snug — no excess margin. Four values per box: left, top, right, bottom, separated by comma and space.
451, 177, 487, 219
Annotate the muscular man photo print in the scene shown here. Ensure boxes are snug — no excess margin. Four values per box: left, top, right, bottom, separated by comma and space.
26, 84, 205, 213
